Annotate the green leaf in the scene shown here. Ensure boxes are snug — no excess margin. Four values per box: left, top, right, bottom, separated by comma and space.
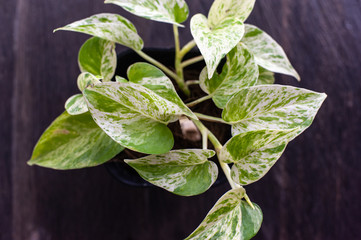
28, 112, 124, 170
54, 13, 143, 51
240, 201, 263, 240
220, 129, 298, 185
199, 43, 258, 109
208, 0, 255, 27
186, 188, 245, 239
127, 62, 196, 119
64, 94, 88, 115
242, 24, 300, 80
105, 0, 189, 26
257, 66, 275, 85
77, 72, 101, 91
115, 76, 128, 83
222, 85, 327, 136
84, 82, 193, 154
78, 37, 117, 82
125, 149, 217, 196
191, 14, 244, 79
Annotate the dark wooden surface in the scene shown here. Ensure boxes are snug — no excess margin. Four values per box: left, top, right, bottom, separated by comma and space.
1, 0, 360, 239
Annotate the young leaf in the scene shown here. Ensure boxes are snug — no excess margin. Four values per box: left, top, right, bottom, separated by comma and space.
125, 149, 217, 196
186, 188, 246, 239
240, 201, 263, 240
28, 112, 124, 170
64, 94, 88, 115
54, 13, 143, 51
199, 43, 258, 109
83, 82, 194, 154
190, 14, 244, 79
219, 129, 298, 185
257, 66, 275, 85
242, 24, 300, 80
127, 62, 197, 119
222, 85, 327, 136
78, 37, 117, 82
105, 0, 189, 26
77, 72, 101, 91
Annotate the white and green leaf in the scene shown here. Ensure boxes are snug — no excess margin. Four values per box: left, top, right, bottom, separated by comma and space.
199, 43, 258, 108
28, 112, 124, 170
220, 129, 298, 185
191, 14, 244, 78
55, 13, 143, 51
242, 24, 300, 80
115, 75, 128, 83
239, 201, 263, 240
222, 85, 327, 136
127, 62, 196, 119
65, 94, 88, 115
78, 37, 117, 82
125, 149, 217, 196
105, 0, 189, 26
257, 66, 275, 85
77, 72, 101, 91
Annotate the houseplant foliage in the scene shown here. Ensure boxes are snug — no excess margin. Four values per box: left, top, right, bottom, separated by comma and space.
28, 0, 327, 239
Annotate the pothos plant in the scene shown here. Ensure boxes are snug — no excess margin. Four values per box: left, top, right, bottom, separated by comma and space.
28, 0, 327, 239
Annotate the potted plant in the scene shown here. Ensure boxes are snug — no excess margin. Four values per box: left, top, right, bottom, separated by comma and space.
28, 0, 327, 239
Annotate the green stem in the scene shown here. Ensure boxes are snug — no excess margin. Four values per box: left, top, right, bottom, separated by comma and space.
186, 95, 213, 107
186, 80, 200, 86
181, 55, 204, 68
195, 113, 229, 124
179, 40, 197, 59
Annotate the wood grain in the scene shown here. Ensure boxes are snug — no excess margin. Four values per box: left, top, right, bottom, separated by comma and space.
1, 0, 360, 239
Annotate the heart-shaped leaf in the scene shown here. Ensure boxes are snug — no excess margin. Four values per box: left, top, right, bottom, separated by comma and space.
78, 37, 117, 82
125, 149, 217, 196
257, 66, 275, 85
220, 129, 298, 185
65, 94, 88, 115
127, 62, 196, 119
105, 0, 189, 26
199, 43, 258, 109
77, 72, 101, 91
222, 85, 327, 136
242, 24, 300, 80
191, 14, 244, 79
55, 13, 143, 51
28, 112, 124, 169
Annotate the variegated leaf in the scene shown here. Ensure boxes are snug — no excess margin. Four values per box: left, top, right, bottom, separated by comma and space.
77, 72, 101, 91
222, 85, 327, 137
125, 149, 217, 196
186, 188, 245, 239
127, 62, 197, 119
242, 24, 300, 80
54, 13, 143, 51
208, 0, 255, 27
78, 37, 117, 82
257, 66, 275, 85
83, 82, 192, 154
28, 112, 124, 169
199, 43, 258, 109
105, 0, 189, 26
240, 201, 263, 240
115, 75, 128, 83
65, 94, 88, 115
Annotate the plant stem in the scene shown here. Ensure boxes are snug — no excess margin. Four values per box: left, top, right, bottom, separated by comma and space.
186, 95, 213, 107
195, 113, 229, 124
186, 80, 200, 86
181, 55, 204, 68
179, 40, 197, 59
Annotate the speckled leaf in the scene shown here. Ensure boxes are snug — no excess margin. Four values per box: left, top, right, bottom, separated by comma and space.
105, 0, 189, 26
191, 14, 244, 78
77, 72, 101, 91
222, 85, 327, 136
257, 66, 275, 85
83, 82, 193, 154
208, 0, 255, 27
55, 13, 143, 51
125, 149, 217, 196
127, 62, 196, 119
199, 43, 258, 108
220, 129, 298, 185
242, 24, 300, 80
65, 94, 88, 115
78, 37, 116, 82
28, 112, 124, 170
240, 201, 263, 240
186, 188, 245, 239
